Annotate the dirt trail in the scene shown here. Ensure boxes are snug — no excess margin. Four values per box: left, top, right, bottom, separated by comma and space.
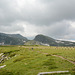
42, 52, 75, 65
52, 55, 75, 65
37, 50, 75, 65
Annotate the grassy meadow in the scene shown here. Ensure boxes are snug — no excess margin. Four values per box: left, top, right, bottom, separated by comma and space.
0, 45, 75, 75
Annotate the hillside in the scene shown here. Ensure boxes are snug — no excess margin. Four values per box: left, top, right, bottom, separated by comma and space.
0, 33, 28, 45
34, 34, 75, 46
25, 40, 50, 46
24, 40, 42, 45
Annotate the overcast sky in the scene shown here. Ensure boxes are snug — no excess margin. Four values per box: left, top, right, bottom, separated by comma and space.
0, 0, 75, 40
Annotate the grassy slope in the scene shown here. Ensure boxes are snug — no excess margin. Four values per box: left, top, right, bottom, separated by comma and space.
0, 46, 75, 75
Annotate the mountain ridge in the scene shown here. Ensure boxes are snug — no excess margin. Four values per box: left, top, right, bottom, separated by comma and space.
0, 33, 75, 46
0, 33, 28, 45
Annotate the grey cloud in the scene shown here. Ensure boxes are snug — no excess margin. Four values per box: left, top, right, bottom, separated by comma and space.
0, 0, 21, 25
34, 20, 70, 39
1, 0, 75, 26
20, 0, 75, 25
37, 0, 75, 25
0, 22, 24, 33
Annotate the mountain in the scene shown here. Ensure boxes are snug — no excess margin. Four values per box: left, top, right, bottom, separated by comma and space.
0, 33, 75, 46
34, 34, 56, 46
34, 34, 75, 46
0, 33, 28, 45
7, 34, 27, 41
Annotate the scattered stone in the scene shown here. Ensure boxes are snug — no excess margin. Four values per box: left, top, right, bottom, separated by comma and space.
0, 53, 10, 63
0, 65, 6, 69
0, 53, 3, 56
37, 71, 69, 75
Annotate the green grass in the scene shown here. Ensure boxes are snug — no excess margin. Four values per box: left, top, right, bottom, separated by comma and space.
0, 46, 75, 75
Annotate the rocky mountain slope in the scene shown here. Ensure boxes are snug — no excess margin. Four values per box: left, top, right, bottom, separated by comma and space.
34, 34, 75, 46
0, 33, 28, 45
